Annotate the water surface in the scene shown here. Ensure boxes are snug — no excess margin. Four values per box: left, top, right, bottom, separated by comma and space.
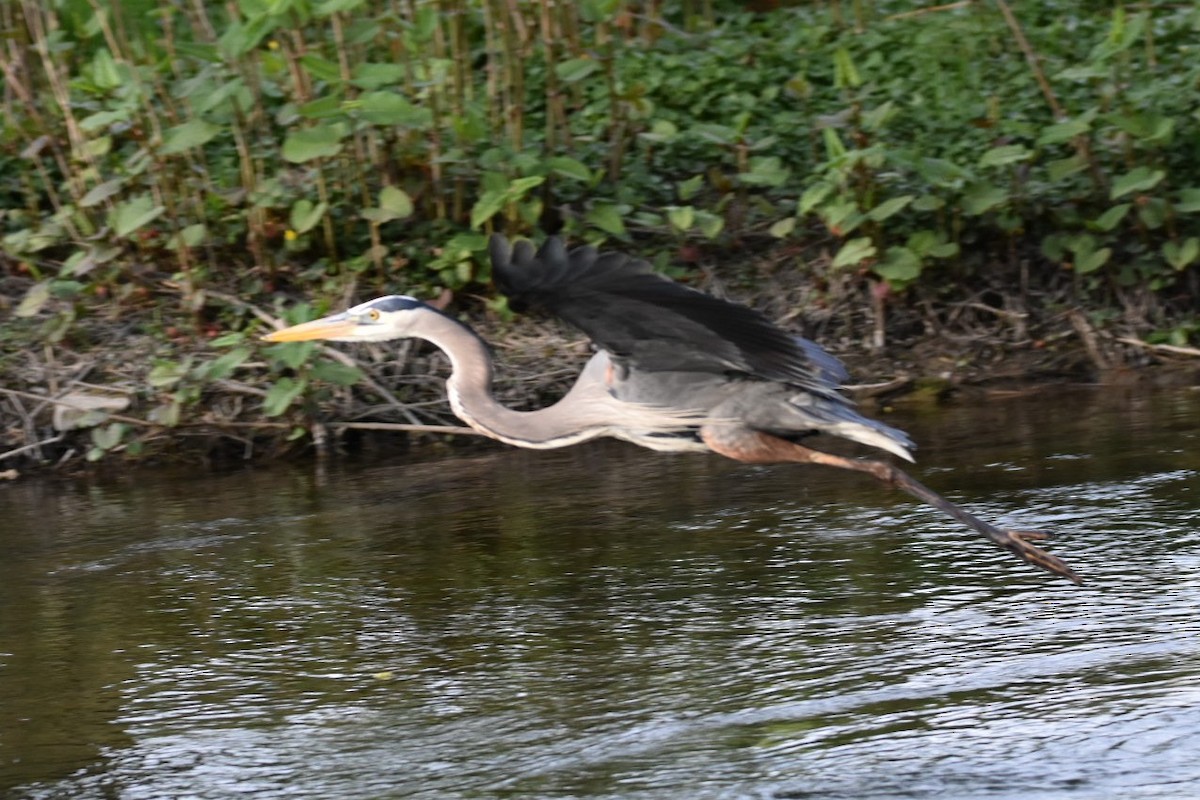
2, 386, 1199, 798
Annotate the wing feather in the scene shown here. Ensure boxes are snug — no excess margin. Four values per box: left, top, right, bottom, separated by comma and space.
490, 235, 843, 399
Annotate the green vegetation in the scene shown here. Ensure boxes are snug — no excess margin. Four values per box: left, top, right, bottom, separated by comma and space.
2, 1, 1199, 468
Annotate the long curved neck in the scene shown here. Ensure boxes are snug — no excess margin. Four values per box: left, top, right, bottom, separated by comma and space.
415, 309, 620, 448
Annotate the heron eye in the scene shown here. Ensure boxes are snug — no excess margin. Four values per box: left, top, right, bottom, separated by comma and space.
366, 308, 381, 322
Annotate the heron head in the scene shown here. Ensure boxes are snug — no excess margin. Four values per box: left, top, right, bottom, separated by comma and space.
261, 295, 429, 343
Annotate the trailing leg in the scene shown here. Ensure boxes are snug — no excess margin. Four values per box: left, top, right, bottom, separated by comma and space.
701, 426, 1082, 584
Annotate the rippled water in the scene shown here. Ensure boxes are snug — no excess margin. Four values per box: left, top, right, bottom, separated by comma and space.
2, 387, 1199, 799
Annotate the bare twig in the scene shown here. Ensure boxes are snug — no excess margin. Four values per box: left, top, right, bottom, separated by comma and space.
955, 301, 1028, 321
203, 287, 280, 327
1117, 337, 1200, 358
844, 376, 914, 398
331, 421, 481, 436
886, 2, 972, 21
0, 434, 65, 462
992, 0, 1064, 119
0, 387, 156, 427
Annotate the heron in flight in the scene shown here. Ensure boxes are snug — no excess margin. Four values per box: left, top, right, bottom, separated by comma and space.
264, 235, 1080, 583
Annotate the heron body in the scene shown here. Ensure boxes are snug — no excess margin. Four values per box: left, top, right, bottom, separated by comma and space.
264, 235, 1081, 584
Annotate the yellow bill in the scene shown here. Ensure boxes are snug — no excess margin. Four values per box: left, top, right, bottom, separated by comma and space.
261, 313, 356, 343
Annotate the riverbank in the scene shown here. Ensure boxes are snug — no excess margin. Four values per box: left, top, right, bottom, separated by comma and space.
4, 254, 1198, 479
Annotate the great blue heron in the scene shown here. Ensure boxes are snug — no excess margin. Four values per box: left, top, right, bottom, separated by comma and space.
264, 235, 1080, 583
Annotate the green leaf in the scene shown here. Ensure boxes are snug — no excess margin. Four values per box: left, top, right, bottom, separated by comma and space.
911, 195, 945, 212
148, 360, 190, 388
832, 237, 876, 269
147, 401, 182, 428
469, 189, 507, 230
587, 203, 627, 237
1041, 232, 1069, 262
1110, 167, 1165, 200
667, 205, 695, 232
1163, 238, 1200, 271
678, 174, 704, 202
78, 110, 130, 133
960, 184, 1008, 216
90, 422, 126, 451
978, 145, 1032, 168
1137, 197, 1169, 230
298, 55, 341, 83
298, 95, 344, 120
218, 17, 275, 59
821, 128, 846, 160
281, 125, 345, 163
1037, 116, 1092, 146
1175, 188, 1200, 213
691, 123, 737, 145
555, 58, 601, 83
378, 185, 414, 219
832, 47, 861, 89
1107, 112, 1174, 144
167, 223, 207, 251
1047, 154, 1088, 182
639, 119, 679, 144
917, 157, 972, 188
507, 176, 545, 195
160, 119, 220, 155
91, 49, 122, 89
1090, 8, 1147, 61
579, 0, 620, 21
15, 281, 51, 318
1089, 204, 1131, 232
315, 0, 366, 14
1076, 247, 1111, 274
351, 62, 408, 89
194, 77, 248, 115
63, 249, 93, 277
799, 182, 834, 215
874, 246, 922, 285
410, 5, 438, 40
1068, 234, 1110, 274
546, 156, 592, 183
209, 332, 245, 347
310, 359, 364, 386
271, 340, 318, 370
197, 347, 252, 382
85, 136, 112, 159
866, 195, 914, 222
907, 230, 958, 259
110, 195, 166, 238
739, 155, 790, 187
695, 210, 724, 240
263, 377, 307, 417
819, 199, 863, 234
289, 199, 328, 234
80, 178, 126, 207
1056, 64, 1107, 81
769, 218, 796, 238
356, 91, 431, 127
861, 101, 897, 133
469, 177, 545, 229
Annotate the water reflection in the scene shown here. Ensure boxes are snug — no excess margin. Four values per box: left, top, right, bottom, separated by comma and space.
1, 387, 1198, 798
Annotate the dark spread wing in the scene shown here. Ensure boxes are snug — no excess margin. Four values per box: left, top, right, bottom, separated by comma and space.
490, 234, 844, 398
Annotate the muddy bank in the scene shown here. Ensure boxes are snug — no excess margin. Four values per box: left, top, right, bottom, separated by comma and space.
2, 272, 1198, 479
